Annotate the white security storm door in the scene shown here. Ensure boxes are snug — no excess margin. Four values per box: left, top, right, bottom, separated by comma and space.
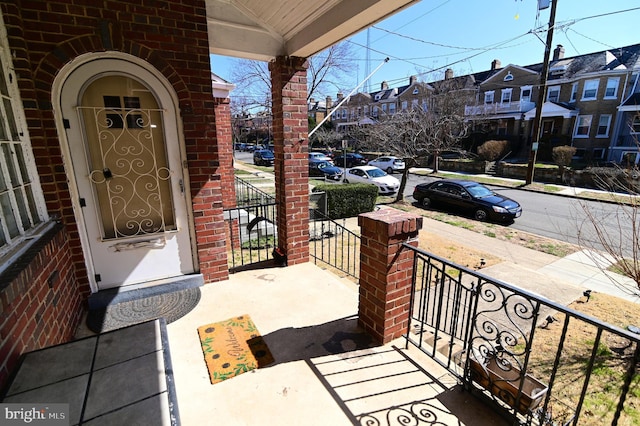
60, 62, 195, 290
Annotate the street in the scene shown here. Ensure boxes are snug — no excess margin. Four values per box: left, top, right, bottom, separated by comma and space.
235, 150, 633, 257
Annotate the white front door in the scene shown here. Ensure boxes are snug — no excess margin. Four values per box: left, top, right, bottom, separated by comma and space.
58, 56, 195, 290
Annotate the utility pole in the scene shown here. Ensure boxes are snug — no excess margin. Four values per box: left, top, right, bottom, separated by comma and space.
525, 0, 558, 184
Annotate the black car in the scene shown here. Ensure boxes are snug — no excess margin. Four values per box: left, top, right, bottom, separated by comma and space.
333, 153, 368, 168
253, 149, 274, 166
412, 179, 522, 222
309, 159, 342, 180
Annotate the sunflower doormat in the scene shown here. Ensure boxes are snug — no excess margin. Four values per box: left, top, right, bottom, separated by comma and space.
197, 315, 274, 384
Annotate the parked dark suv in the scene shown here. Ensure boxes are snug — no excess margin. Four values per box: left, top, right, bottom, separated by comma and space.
332, 153, 368, 168
253, 149, 274, 166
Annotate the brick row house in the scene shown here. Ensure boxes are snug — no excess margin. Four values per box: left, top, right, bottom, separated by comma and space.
331, 44, 640, 165
0, 0, 419, 391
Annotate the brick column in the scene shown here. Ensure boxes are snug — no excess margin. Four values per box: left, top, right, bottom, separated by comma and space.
214, 97, 236, 209
269, 56, 309, 265
358, 209, 423, 344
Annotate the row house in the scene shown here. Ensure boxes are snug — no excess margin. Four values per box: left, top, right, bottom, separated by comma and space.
465, 44, 640, 164
332, 44, 640, 165
332, 76, 433, 133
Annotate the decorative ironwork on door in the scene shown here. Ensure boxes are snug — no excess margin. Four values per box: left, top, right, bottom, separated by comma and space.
78, 99, 176, 240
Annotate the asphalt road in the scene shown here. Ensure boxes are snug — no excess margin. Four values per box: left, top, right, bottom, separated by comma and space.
402, 173, 632, 257
235, 151, 632, 257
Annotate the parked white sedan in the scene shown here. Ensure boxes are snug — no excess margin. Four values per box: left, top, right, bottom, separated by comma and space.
368, 156, 405, 174
343, 166, 400, 195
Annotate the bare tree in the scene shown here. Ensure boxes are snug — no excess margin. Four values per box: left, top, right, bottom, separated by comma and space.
357, 80, 471, 202
228, 42, 354, 115
575, 164, 640, 296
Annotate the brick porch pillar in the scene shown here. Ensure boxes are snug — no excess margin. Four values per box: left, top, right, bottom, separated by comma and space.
358, 209, 423, 344
214, 97, 237, 209
269, 56, 309, 265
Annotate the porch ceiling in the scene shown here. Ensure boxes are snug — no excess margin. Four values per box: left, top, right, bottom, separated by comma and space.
206, 0, 420, 61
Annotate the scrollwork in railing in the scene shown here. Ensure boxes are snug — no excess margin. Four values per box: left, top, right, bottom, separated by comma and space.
357, 400, 443, 426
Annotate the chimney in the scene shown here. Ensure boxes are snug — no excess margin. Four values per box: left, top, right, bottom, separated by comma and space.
325, 96, 332, 109
381, 81, 389, 90
491, 59, 501, 70
337, 92, 343, 100
553, 44, 565, 61
445, 68, 454, 79
409, 75, 417, 85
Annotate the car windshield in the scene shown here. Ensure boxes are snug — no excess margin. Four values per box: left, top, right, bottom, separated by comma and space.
466, 184, 493, 198
317, 161, 330, 169
366, 168, 386, 178
261, 150, 274, 158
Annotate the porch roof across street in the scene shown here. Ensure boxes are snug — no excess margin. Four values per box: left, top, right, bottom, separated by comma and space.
206, 0, 420, 61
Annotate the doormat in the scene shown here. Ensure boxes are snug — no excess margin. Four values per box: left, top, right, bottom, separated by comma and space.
86, 287, 201, 333
197, 315, 274, 384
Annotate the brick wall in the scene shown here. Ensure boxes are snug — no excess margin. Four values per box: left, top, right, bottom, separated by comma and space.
0, 224, 83, 392
215, 98, 237, 209
269, 56, 310, 265
1, 0, 229, 283
358, 210, 423, 344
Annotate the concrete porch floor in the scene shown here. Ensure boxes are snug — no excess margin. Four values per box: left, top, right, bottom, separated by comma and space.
167, 263, 507, 426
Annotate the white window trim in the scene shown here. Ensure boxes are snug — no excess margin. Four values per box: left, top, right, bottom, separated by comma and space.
570, 82, 578, 102
520, 85, 532, 102
547, 85, 561, 102
604, 77, 620, 99
484, 91, 495, 104
574, 115, 592, 138
501, 88, 512, 104
581, 79, 599, 101
596, 114, 612, 137
0, 13, 49, 259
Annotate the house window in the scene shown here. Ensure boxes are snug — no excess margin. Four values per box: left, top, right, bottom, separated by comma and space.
412, 87, 419, 95
412, 99, 419, 109
503, 71, 513, 82
501, 88, 512, 104
484, 91, 494, 104
381, 104, 387, 113
592, 148, 605, 159
604, 77, 619, 98
581, 79, 599, 100
520, 86, 532, 103
570, 82, 578, 102
389, 103, 396, 114
372, 106, 378, 117
341, 109, 346, 119
0, 25, 48, 255
574, 115, 592, 137
401, 101, 408, 111
547, 86, 560, 103
596, 114, 612, 137
421, 100, 428, 112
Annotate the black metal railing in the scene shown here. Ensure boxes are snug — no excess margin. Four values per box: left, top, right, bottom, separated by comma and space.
404, 243, 640, 426
309, 209, 360, 280
224, 176, 277, 271
234, 175, 275, 207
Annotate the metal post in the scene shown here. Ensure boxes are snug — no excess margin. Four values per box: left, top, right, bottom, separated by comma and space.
525, 0, 558, 185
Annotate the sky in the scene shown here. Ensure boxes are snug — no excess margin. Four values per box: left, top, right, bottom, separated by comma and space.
210, 0, 640, 97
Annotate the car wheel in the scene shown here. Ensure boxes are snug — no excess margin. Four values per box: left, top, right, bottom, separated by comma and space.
386, 167, 393, 174
474, 209, 488, 221
421, 197, 431, 208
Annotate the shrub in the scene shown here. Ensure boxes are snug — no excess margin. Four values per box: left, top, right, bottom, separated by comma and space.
312, 183, 378, 219
552, 145, 577, 168
477, 140, 509, 161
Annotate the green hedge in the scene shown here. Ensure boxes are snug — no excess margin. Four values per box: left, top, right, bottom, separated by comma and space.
312, 183, 378, 219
